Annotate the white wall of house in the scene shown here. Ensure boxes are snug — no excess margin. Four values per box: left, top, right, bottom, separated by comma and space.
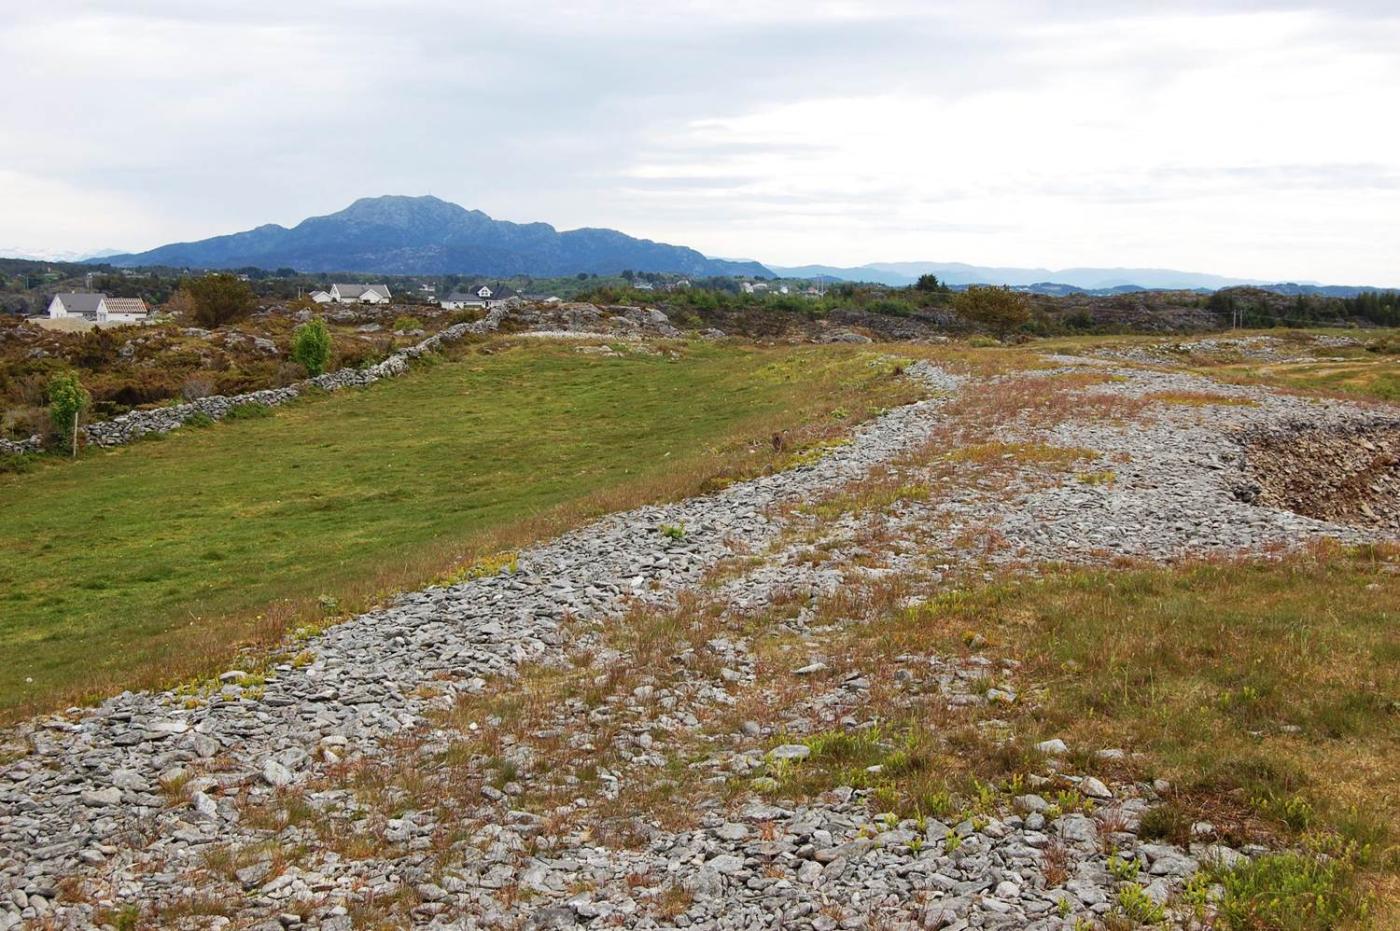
48, 295, 106, 319
97, 309, 146, 323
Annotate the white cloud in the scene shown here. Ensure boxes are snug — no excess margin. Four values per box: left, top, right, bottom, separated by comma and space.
1, 1, 1397, 283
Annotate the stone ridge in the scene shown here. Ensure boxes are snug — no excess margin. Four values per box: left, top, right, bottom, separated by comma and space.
0, 362, 959, 927
0, 355, 1393, 929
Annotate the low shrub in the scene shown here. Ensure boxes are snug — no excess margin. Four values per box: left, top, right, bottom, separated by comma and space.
225, 402, 273, 421
181, 376, 216, 401
393, 315, 424, 333
1138, 802, 1192, 845
1212, 852, 1364, 931
0, 453, 39, 474
291, 318, 332, 376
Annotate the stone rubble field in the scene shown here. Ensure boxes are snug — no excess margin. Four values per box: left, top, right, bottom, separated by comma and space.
1, 348, 1395, 930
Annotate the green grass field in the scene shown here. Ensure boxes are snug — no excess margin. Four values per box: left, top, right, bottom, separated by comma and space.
0, 338, 919, 718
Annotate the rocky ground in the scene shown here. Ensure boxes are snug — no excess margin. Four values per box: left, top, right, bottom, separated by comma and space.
1085, 333, 1368, 367
1, 345, 1394, 930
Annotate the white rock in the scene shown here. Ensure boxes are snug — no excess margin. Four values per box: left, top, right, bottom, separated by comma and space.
261, 760, 295, 787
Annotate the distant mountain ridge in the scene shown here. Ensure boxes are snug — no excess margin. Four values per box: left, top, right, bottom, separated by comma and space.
767, 262, 1274, 291
101, 196, 773, 279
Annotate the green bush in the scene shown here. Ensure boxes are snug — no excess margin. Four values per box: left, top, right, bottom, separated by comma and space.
225, 402, 273, 421
954, 286, 1031, 339
393, 315, 424, 333
47, 371, 90, 458
1212, 852, 1363, 931
291, 319, 332, 376
0, 453, 38, 474
186, 274, 256, 328
1138, 802, 1191, 844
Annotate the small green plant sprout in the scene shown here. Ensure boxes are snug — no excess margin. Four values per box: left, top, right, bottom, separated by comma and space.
973, 778, 997, 811
1114, 884, 1166, 924
1108, 853, 1141, 882
48, 371, 90, 458
1057, 897, 1073, 919
944, 828, 962, 852
1180, 871, 1212, 917
908, 835, 924, 854
921, 788, 954, 819
660, 522, 686, 540
291, 317, 333, 376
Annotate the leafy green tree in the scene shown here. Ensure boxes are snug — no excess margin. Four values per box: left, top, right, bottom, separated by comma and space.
954, 285, 1031, 340
48, 371, 90, 458
186, 273, 256, 328
291, 318, 333, 376
914, 274, 948, 293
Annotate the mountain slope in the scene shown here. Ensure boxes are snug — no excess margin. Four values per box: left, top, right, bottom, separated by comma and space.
103, 196, 773, 278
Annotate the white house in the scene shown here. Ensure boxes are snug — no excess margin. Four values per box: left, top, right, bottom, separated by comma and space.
440, 291, 483, 310
309, 290, 332, 303
47, 292, 149, 325
441, 284, 516, 310
48, 292, 106, 319
98, 297, 148, 323
329, 283, 392, 304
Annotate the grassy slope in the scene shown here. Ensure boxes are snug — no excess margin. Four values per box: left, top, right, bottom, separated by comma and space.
0, 339, 918, 718
864, 546, 1398, 928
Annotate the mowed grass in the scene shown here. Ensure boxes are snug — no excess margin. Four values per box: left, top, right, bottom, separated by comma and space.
0, 338, 920, 719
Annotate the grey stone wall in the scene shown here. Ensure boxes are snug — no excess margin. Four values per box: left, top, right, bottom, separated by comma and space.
80, 311, 502, 448
0, 435, 42, 456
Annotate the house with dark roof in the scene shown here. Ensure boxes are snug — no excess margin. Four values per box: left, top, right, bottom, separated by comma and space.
329, 283, 392, 304
46, 292, 150, 325
440, 291, 483, 310
47, 292, 106, 319
440, 283, 518, 310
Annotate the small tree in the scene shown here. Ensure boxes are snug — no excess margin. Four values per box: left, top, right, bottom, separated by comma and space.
291, 318, 332, 376
48, 371, 90, 458
914, 273, 948, 293
186, 273, 256, 328
954, 285, 1031, 340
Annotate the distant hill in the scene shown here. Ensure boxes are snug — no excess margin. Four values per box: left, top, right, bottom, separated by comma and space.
0, 246, 124, 263
768, 262, 1271, 291
102, 196, 774, 279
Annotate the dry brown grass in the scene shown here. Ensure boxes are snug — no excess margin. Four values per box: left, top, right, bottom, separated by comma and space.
942, 372, 1145, 431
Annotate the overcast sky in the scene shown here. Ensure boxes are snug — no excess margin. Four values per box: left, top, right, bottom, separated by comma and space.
3, 1, 1399, 284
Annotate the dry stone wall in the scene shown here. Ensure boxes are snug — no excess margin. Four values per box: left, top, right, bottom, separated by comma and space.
0, 435, 41, 456
79, 311, 506, 448
74, 302, 693, 450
